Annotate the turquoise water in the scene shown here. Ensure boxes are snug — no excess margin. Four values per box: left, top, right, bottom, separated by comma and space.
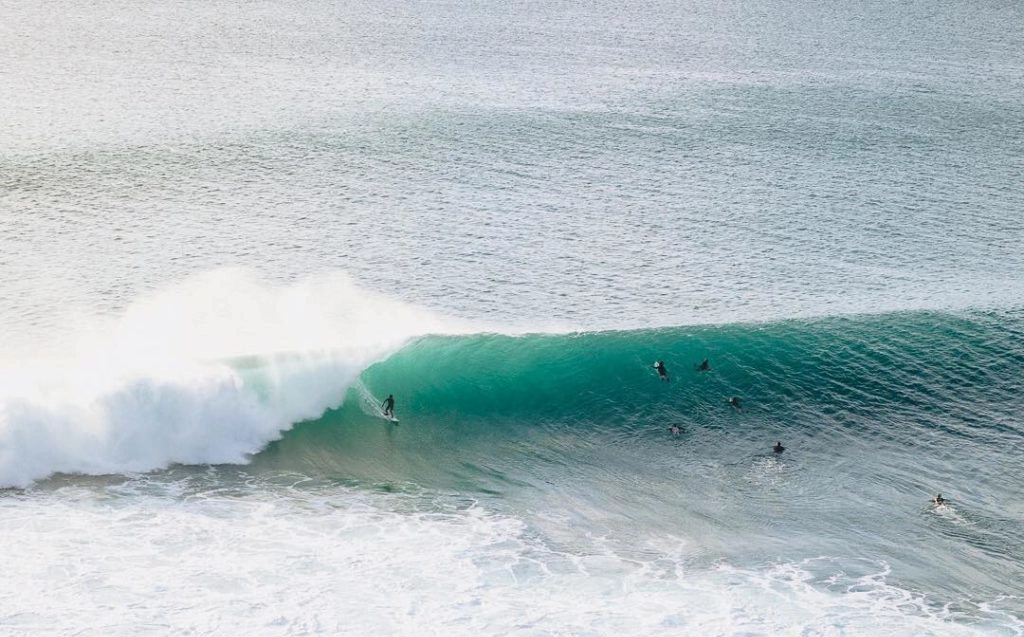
1, 0, 1023, 633
257, 311, 1024, 605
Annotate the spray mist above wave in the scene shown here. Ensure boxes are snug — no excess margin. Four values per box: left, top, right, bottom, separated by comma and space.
0, 268, 474, 488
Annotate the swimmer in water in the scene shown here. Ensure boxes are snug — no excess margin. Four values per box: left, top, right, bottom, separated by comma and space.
668, 424, 682, 436
932, 494, 946, 505
654, 360, 669, 382
697, 358, 710, 372
772, 441, 785, 453
728, 396, 742, 411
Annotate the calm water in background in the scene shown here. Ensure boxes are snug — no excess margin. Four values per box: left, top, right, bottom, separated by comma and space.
1, 0, 1023, 634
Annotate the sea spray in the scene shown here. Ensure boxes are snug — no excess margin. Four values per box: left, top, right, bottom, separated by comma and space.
0, 268, 472, 487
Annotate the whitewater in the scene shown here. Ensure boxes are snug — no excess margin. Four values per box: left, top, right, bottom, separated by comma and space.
3, 0, 1024, 634
0, 269, 475, 487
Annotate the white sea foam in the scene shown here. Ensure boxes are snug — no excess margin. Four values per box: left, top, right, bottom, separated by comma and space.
1, 481, 1017, 637
0, 268, 471, 488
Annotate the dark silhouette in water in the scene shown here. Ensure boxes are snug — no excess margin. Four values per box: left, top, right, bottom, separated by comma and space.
932, 494, 946, 505
382, 394, 395, 419
728, 396, 743, 411
654, 360, 669, 381
697, 358, 710, 371
773, 441, 785, 453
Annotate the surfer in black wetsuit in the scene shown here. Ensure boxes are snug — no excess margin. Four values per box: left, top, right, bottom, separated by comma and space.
772, 441, 785, 453
654, 360, 669, 381
697, 358, 710, 372
932, 494, 945, 505
382, 394, 395, 418
728, 396, 742, 411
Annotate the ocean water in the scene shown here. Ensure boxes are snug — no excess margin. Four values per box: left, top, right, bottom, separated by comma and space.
2, 0, 1024, 634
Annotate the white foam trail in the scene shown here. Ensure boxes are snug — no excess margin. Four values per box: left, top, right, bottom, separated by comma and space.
0, 268, 473, 487
2, 485, 1018, 637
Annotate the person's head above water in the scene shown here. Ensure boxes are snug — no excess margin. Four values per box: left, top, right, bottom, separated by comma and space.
772, 441, 784, 452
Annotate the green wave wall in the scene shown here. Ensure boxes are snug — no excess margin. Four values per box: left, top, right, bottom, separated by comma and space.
255, 309, 1024, 481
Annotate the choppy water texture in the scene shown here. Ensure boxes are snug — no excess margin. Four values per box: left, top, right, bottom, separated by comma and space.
1, 0, 1023, 634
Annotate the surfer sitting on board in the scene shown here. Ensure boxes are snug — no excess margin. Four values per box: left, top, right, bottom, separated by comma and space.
772, 441, 785, 453
654, 360, 669, 381
382, 394, 395, 419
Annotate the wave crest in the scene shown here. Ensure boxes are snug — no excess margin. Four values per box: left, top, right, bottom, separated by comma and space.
0, 268, 470, 487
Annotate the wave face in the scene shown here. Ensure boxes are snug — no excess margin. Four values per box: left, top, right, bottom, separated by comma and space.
6, 304, 1022, 490
269, 308, 1024, 456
